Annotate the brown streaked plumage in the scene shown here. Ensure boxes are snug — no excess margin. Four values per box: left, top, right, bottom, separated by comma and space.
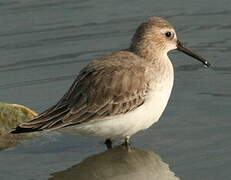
20, 51, 150, 130
11, 17, 209, 148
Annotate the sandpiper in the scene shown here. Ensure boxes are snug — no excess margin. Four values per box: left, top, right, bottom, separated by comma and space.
11, 17, 210, 148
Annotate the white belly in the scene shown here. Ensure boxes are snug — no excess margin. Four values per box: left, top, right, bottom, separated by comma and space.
63, 75, 174, 139
63, 58, 174, 139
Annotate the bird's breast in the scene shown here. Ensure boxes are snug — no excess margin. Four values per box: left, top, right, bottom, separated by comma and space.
141, 58, 174, 128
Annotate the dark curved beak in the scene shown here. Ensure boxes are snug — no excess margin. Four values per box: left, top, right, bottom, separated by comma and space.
177, 40, 210, 67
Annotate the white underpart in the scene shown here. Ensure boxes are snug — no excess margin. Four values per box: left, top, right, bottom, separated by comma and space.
63, 57, 174, 140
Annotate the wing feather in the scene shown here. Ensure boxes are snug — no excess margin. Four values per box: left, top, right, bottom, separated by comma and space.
13, 51, 151, 133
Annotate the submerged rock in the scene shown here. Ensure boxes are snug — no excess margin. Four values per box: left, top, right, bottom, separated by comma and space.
0, 102, 38, 150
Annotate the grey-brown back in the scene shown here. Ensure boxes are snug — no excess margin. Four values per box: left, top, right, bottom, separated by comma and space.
12, 50, 151, 132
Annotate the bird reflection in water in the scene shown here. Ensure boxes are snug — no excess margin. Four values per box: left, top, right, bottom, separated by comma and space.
49, 146, 180, 180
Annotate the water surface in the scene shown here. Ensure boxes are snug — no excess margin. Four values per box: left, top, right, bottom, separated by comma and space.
0, 0, 230, 179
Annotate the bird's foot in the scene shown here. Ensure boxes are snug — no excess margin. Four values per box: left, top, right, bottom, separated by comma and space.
105, 139, 113, 149
122, 136, 131, 150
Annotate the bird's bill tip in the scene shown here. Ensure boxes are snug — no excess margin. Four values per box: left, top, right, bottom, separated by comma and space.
177, 40, 210, 67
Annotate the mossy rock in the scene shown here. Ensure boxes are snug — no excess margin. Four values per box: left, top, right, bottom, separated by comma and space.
0, 102, 39, 150
0, 102, 37, 135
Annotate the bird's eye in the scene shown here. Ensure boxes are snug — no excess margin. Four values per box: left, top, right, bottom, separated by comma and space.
165, 31, 173, 38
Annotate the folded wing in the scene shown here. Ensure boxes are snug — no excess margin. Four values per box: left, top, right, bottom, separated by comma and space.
11, 52, 150, 133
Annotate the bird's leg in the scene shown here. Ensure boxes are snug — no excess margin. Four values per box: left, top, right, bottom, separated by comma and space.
122, 136, 130, 149
105, 139, 112, 149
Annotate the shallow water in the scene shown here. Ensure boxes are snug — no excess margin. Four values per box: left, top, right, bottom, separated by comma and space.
0, 0, 231, 179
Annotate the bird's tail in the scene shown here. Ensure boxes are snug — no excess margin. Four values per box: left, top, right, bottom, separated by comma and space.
10, 105, 70, 134
11, 126, 42, 134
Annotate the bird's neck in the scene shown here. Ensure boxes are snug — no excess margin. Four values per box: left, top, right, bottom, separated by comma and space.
129, 45, 169, 65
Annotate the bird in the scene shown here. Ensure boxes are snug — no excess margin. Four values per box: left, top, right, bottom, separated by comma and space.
11, 17, 210, 149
